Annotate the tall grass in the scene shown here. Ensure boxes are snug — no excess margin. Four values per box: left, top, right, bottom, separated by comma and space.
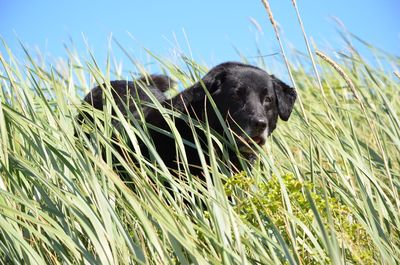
1, 15, 400, 265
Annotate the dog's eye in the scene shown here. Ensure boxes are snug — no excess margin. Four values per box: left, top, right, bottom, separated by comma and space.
264, 96, 272, 103
261, 91, 272, 103
260, 89, 272, 103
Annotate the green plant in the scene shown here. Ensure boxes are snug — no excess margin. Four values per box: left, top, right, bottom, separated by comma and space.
225, 172, 375, 264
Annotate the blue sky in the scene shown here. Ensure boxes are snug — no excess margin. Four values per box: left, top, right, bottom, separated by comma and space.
1, 0, 399, 72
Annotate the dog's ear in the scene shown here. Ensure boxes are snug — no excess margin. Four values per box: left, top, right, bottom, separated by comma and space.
272, 76, 297, 121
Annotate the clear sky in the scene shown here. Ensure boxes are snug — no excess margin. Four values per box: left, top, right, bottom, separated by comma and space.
1, 0, 399, 72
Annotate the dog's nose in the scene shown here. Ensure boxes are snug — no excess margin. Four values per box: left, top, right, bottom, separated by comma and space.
252, 118, 267, 131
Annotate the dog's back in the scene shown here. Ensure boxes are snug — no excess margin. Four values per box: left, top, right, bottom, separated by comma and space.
82, 75, 174, 112
77, 74, 175, 128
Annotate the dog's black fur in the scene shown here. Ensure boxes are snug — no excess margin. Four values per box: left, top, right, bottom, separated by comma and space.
78, 74, 175, 128
78, 62, 297, 176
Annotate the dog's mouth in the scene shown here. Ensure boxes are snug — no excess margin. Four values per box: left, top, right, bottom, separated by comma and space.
238, 135, 266, 153
249, 136, 266, 146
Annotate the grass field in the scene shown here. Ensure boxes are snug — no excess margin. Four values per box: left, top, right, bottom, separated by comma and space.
1, 8, 400, 265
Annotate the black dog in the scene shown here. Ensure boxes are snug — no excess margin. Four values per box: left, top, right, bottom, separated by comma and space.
78, 62, 296, 176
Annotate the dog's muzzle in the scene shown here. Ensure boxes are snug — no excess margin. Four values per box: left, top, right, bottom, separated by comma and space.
237, 132, 267, 154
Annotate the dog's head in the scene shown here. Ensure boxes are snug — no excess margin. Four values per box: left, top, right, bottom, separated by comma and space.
200, 62, 297, 153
